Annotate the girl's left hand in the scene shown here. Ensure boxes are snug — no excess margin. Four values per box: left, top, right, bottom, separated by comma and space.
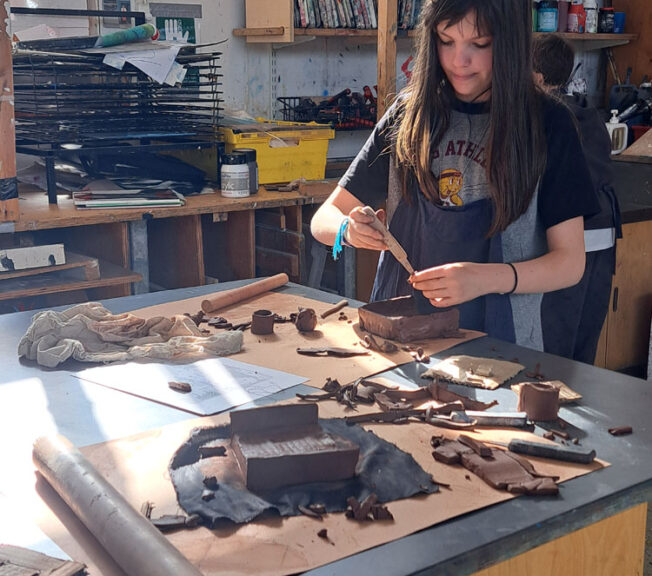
409, 262, 488, 307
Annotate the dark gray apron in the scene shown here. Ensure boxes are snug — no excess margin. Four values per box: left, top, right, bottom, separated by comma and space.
370, 188, 517, 343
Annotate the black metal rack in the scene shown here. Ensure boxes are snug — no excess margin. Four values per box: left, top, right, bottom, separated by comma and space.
12, 14, 223, 203
13, 46, 223, 203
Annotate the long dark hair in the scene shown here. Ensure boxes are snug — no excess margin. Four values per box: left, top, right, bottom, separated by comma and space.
395, 0, 547, 235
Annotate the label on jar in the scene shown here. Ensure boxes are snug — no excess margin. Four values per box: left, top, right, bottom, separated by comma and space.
221, 169, 250, 198
538, 9, 558, 32
567, 12, 579, 32
585, 8, 598, 32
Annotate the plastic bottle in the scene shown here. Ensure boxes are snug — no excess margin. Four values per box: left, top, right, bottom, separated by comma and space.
557, 0, 570, 32
567, 2, 586, 33
606, 110, 628, 155
537, 0, 559, 32
584, 0, 598, 33
233, 148, 258, 195
220, 153, 250, 198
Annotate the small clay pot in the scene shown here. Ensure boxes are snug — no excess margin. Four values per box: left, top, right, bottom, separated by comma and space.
295, 307, 318, 332
251, 309, 274, 335
517, 382, 560, 421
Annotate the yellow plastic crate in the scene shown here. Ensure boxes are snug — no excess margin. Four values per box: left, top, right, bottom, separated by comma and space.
219, 120, 335, 184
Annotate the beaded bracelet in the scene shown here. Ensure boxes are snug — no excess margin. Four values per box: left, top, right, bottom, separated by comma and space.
332, 217, 350, 260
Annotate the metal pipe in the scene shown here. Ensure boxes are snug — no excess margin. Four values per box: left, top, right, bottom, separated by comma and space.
33, 435, 204, 576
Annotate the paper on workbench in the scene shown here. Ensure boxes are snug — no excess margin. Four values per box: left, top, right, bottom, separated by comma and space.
74, 358, 306, 415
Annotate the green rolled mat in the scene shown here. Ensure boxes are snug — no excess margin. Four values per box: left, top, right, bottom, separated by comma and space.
94, 23, 157, 48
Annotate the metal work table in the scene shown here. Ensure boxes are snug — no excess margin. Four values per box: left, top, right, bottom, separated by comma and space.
0, 281, 650, 575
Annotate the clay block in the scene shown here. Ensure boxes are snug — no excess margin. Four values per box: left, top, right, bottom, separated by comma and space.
230, 404, 360, 492
358, 296, 459, 343
230, 403, 318, 436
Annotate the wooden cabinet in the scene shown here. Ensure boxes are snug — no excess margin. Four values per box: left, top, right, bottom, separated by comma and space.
0, 183, 334, 312
595, 219, 652, 372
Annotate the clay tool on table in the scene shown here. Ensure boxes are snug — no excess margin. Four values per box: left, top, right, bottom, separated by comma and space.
201, 273, 289, 314
486, 438, 596, 464
464, 411, 529, 428
360, 206, 414, 275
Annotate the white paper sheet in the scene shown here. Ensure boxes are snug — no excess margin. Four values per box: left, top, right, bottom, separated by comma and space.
99, 44, 182, 84
74, 358, 307, 415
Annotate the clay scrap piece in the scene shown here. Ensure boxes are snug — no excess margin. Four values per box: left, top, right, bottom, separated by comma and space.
0, 544, 87, 576
168, 381, 192, 393
431, 438, 559, 496
358, 295, 459, 343
298, 504, 323, 519
517, 382, 560, 421
422, 355, 524, 390
296, 347, 369, 357
151, 513, 201, 532
511, 380, 582, 404
320, 299, 348, 319
345, 493, 393, 522
458, 434, 492, 457
608, 426, 633, 436
198, 443, 227, 458
295, 307, 318, 332
207, 316, 232, 329
140, 500, 154, 518
230, 404, 360, 492
184, 310, 205, 326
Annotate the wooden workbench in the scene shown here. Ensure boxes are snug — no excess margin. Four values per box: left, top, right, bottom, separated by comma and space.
0, 281, 649, 576
0, 181, 335, 308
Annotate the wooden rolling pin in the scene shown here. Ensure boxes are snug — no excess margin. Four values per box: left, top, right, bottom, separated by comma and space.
201, 273, 289, 314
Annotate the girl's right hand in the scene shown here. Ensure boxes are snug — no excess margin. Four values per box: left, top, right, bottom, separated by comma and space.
345, 206, 388, 251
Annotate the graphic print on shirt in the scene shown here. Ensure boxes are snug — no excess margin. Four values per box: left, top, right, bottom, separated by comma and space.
433, 135, 489, 206
438, 168, 463, 206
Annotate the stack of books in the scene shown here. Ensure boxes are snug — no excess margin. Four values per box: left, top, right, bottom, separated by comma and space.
294, 0, 377, 29
293, 0, 423, 29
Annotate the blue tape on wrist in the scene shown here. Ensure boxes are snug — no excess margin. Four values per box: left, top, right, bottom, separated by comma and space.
332, 217, 349, 260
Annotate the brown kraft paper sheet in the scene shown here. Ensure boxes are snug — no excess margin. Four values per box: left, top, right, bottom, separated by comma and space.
35, 398, 607, 576
130, 290, 484, 389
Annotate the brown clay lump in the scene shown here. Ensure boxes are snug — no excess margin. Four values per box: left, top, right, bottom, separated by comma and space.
295, 307, 318, 332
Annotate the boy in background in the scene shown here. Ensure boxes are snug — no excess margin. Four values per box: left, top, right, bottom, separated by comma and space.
533, 35, 621, 364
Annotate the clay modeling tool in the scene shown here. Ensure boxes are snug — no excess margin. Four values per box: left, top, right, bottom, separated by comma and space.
360, 206, 414, 275
201, 273, 289, 314
464, 411, 529, 428
488, 438, 596, 464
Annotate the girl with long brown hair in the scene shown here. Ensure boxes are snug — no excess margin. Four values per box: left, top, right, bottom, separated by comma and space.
311, 0, 599, 349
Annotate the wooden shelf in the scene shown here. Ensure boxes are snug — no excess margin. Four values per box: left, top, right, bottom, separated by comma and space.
534, 32, 637, 50
14, 182, 335, 232
0, 257, 141, 301
234, 27, 636, 46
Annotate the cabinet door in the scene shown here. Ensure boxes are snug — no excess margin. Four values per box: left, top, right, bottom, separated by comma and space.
596, 220, 652, 371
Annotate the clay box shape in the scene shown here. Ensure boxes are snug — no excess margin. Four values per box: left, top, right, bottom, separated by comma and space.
358, 296, 459, 343
231, 404, 360, 492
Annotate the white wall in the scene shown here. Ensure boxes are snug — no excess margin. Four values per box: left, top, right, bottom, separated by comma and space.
10, 1, 608, 156
10, 0, 90, 38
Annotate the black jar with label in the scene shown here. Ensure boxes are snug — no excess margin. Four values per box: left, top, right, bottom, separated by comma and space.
598, 6, 614, 33
233, 147, 258, 195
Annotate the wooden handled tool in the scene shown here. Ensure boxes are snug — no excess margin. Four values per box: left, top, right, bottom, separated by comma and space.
360, 206, 415, 275
201, 273, 289, 314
